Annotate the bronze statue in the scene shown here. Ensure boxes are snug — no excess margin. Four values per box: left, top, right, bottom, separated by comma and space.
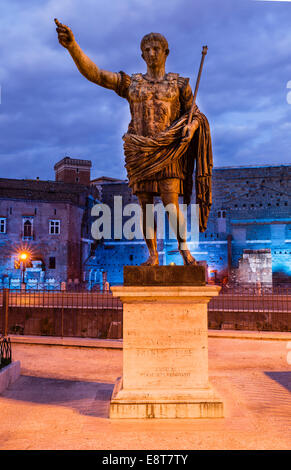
55, 19, 213, 266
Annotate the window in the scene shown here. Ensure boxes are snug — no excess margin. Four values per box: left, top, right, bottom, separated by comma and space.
49, 220, 60, 235
24, 220, 32, 237
218, 210, 226, 218
217, 210, 226, 233
22, 217, 34, 240
0, 217, 6, 234
49, 257, 56, 269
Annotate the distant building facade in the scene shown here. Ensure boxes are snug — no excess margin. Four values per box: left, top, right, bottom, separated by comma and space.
0, 159, 290, 289
0, 157, 98, 289
89, 164, 291, 287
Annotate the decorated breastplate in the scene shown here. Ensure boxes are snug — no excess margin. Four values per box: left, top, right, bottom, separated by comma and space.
127, 73, 181, 137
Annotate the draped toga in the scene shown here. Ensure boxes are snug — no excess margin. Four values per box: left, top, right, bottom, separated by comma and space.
113, 70, 213, 232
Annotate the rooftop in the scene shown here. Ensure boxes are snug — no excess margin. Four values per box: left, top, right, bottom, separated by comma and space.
0, 178, 97, 205
214, 163, 291, 170
91, 176, 127, 184
54, 157, 92, 171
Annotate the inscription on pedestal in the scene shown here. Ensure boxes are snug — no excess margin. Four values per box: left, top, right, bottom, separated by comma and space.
124, 265, 206, 286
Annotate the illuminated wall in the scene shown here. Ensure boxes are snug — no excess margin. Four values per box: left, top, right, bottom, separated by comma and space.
89, 164, 291, 286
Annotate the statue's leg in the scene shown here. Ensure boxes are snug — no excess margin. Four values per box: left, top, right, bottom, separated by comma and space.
137, 192, 159, 266
160, 189, 197, 266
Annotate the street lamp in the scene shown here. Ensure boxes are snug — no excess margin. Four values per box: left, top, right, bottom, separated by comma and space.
19, 252, 29, 287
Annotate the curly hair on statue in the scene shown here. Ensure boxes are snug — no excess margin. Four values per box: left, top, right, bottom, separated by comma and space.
140, 32, 169, 53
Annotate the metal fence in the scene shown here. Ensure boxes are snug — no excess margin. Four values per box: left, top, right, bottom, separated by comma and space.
0, 289, 123, 339
0, 287, 290, 337
208, 286, 291, 331
0, 336, 12, 369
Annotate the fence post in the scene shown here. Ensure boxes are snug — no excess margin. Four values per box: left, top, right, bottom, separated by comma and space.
61, 291, 64, 338
3, 288, 9, 337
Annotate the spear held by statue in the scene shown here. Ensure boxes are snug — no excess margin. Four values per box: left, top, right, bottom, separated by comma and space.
188, 45, 208, 125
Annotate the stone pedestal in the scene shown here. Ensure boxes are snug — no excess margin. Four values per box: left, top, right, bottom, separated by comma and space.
110, 268, 223, 419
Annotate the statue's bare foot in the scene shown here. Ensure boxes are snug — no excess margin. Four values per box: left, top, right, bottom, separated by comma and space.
179, 249, 197, 266
141, 254, 159, 266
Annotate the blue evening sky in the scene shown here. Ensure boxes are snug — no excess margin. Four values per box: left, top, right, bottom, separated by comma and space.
1, 0, 291, 181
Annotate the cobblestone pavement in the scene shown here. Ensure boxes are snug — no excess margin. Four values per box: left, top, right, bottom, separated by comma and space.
0, 338, 290, 450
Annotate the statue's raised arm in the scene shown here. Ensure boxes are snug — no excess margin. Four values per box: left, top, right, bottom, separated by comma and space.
54, 18, 119, 91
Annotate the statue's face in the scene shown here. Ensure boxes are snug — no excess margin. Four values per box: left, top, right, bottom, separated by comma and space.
141, 40, 168, 68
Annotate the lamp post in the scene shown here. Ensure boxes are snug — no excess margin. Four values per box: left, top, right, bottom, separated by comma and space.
19, 252, 28, 290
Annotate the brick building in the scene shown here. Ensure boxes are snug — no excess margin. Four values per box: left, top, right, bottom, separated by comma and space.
0, 157, 98, 289
54, 157, 92, 185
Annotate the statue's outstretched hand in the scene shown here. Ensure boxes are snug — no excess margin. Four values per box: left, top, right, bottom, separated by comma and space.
54, 18, 75, 49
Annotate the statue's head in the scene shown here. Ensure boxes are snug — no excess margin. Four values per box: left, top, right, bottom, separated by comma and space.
140, 33, 169, 67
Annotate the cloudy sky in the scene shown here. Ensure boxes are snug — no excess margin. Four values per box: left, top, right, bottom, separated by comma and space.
1, 0, 291, 181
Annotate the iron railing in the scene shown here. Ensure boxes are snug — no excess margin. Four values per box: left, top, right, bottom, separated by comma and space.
0, 287, 290, 336
208, 286, 291, 331
0, 289, 123, 339
0, 335, 12, 369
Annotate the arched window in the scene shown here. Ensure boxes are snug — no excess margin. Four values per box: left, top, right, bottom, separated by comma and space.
22, 217, 34, 239
24, 220, 32, 237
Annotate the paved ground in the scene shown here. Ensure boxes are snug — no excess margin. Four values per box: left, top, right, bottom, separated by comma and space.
0, 337, 290, 450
